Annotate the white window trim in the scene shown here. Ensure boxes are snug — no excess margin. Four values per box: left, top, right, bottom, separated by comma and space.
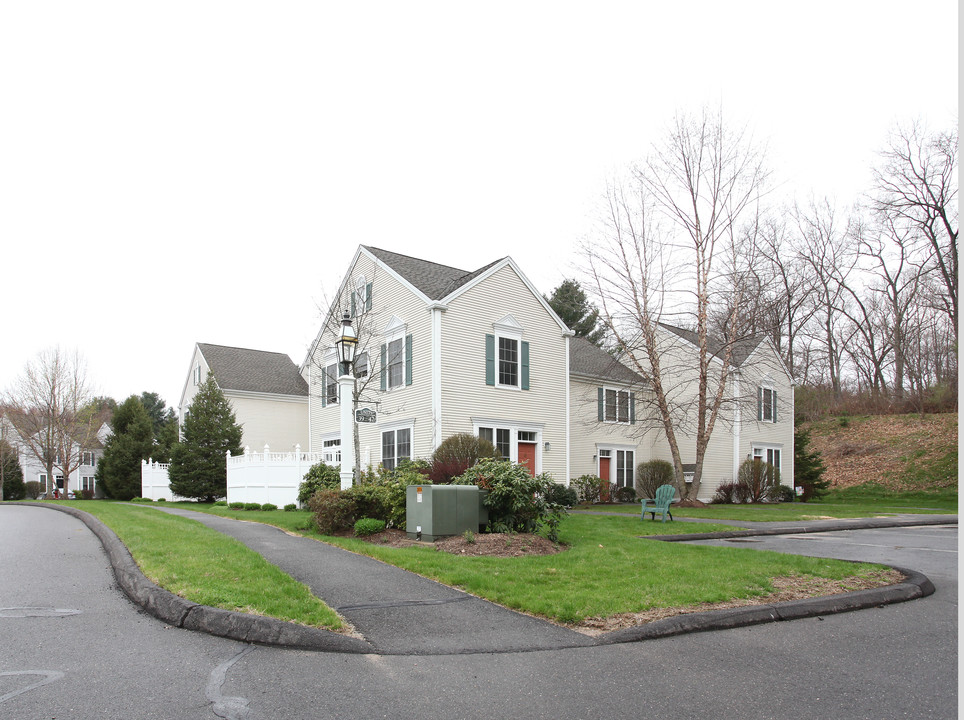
493, 315, 524, 390
322, 349, 340, 406
751, 443, 784, 475
193, 364, 201, 385
472, 418, 543, 472
602, 386, 632, 424
383, 316, 408, 392
758, 379, 777, 423
595, 443, 636, 485
381, 424, 414, 470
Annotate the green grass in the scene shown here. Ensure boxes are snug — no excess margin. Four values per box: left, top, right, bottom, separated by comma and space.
317, 513, 887, 624
574, 493, 956, 520
54, 501, 343, 630
29, 499, 916, 628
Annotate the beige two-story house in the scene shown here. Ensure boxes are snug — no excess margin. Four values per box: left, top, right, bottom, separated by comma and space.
303, 246, 573, 478
179, 343, 309, 452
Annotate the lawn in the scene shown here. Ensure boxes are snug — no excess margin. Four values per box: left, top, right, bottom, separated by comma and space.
574, 490, 956, 521
145, 499, 896, 624
53, 500, 343, 630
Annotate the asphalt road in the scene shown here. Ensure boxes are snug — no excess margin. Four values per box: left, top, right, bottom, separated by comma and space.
1, 505, 957, 719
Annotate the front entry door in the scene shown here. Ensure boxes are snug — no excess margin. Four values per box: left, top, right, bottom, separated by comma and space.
518, 442, 537, 476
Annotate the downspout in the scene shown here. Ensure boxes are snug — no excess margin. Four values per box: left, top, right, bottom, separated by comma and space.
732, 371, 741, 480
429, 303, 445, 452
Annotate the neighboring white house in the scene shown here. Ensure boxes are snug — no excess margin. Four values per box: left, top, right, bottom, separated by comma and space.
179, 343, 309, 453
627, 323, 795, 499
1, 414, 110, 497
568, 336, 646, 494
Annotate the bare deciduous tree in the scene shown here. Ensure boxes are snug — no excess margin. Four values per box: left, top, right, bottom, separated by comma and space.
586, 108, 769, 503
3, 348, 103, 497
872, 122, 958, 341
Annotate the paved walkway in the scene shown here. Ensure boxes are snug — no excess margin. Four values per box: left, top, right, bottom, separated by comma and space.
23, 503, 951, 655
150, 506, 595, 655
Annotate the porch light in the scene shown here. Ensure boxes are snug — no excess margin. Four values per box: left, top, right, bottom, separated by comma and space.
336, 311, 358, 369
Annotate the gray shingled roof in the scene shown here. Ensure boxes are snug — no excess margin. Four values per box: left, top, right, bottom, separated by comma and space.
569, 336, 644, 385
658, 323, 764, 367
365, 246, 504, 301
197, 344, 308, 397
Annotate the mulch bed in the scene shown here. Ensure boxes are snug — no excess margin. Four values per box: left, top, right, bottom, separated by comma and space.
356, 528, 562, 557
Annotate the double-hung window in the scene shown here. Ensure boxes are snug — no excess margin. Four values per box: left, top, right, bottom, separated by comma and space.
599, 387, 634, 424
387, 338, 404, 389
380, 317, 412, 391
498, 337, 518, 387
615, 449, 634, 488
325, 362, 339, 406
382, 428, 411, 470
485, 319, 529, 390
758, 385, 777, 422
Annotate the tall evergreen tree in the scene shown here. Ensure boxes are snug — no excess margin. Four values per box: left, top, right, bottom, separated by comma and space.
794, 427, 830, 502
1, 439, 26, 501
152, 410, 179, 463
545, 279, 607, 346
168, 377, 243, 502
96, 395, 154, 499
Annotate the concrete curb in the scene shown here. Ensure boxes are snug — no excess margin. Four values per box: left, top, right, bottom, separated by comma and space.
23, 503, 373, 654
17, 503, 944, 654
593, 565, 935, 645
646, 514, 957, 542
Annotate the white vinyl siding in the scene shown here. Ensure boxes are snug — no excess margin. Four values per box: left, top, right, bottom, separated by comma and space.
441, 264, 567, 480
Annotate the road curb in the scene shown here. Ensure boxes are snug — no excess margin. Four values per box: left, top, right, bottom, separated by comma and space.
15, 503, 944, 654
22, 503, 373, 654
645, 515, 957, 542
594, 565, 935, 645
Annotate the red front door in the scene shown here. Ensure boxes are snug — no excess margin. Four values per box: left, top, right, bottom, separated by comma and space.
598, 458, 611, 501
518, 442, 537, 476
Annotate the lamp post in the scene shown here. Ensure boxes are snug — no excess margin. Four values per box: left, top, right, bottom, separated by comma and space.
335, 311, 358, 490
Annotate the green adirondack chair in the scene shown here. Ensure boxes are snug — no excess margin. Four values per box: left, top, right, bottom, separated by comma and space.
640, 484, 676, 522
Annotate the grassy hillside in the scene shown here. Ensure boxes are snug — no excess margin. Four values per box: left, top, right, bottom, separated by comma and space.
804, 413, 957, 494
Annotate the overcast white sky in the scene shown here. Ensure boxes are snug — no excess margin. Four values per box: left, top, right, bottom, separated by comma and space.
1, 1, 958, 410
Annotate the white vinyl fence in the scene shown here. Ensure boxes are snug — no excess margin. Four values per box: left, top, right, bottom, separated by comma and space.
227, 445, 322, 507
140, 459, 192, 502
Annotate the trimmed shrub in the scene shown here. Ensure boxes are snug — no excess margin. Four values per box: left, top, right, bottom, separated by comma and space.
298, 462, 341, 505
452, 459, 567, 541
260, 503, 278, 512
25, 481, 43, 500
570, 474, 601, 504
157, 498, 166, 502
213, 500, 228, 506
228, 502, 244, 509
354, 518, 386, 537
308, 489, 357, 535
77, 489, 95, 500
712, 482, 739, 504
635, 460, 675, 499
545, 483, 579, 507
429, 433, 500, 484
243, 503, 261, 511
775, 485, 796, 503
356, 458, 431, 529
283, 503, 297, 512
614, 486, 636, 503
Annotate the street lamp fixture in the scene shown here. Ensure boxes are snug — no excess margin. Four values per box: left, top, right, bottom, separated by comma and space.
335, 311, 358, 371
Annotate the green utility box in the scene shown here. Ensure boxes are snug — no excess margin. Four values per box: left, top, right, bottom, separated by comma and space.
406, 485, 487, 541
